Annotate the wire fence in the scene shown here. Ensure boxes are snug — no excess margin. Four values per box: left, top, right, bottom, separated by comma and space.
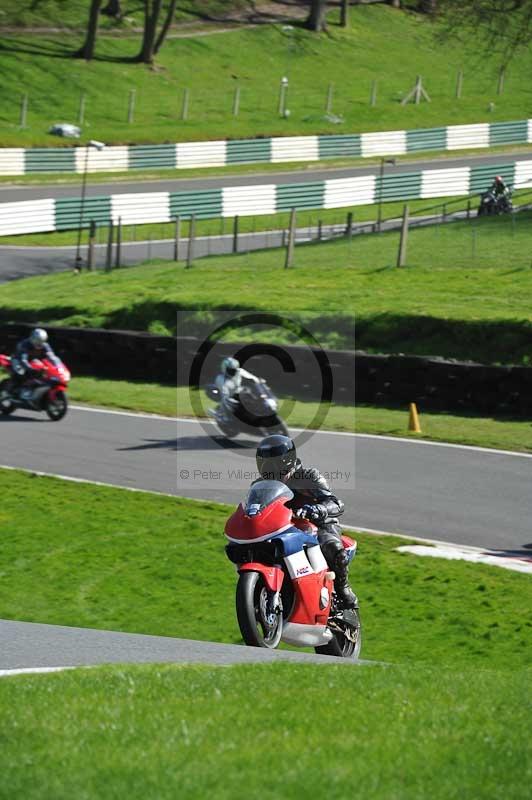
68, 187, 532, 271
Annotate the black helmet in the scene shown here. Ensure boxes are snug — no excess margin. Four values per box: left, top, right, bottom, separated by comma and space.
256, 435, 297, 482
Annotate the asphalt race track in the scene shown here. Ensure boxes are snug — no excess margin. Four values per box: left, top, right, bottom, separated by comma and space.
1, 405, 531, 551
0, 619, 366, 671
3, 150, 531, 202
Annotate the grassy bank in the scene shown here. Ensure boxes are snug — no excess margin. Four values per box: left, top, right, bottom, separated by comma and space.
68, 377, 532, 453
2, 212, 532, 364
1, 7, 532, 146
1, 662, 530, 800
1, 468, 531, 668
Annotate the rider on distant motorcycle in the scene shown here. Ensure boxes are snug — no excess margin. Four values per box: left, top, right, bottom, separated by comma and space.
255, 434, 358, 609
490, 175, 509, 199
215, 357, 261, 422
490, 175, 512, 210
10, 328, 59, 393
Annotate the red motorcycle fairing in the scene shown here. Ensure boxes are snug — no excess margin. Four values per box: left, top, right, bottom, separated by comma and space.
0, 355, 10, 369
238, 563, 284, 592
289, 569, 334, 627
225, 496, 294, 543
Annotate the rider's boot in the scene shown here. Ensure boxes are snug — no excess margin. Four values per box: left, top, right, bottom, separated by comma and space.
326, 543, 358, 609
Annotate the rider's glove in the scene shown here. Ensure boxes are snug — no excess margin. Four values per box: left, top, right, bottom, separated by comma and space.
295, 504, 327, 524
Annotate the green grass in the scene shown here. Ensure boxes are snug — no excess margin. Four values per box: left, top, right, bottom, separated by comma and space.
69, 376, 532, 453
1, 468, 531, 669
0, 662, 530, 800
0, 0, 237, 29
2, 466, 530, 797
1, 7, 532, 146
2, 212, 532, 364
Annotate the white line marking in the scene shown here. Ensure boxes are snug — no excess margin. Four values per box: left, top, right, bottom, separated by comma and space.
70, 403, 178, 422
68, 403, 532, 460
397, 544, 532, 575
0, 666, 74, 678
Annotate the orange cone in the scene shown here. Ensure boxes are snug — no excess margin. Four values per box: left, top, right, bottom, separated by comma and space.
408, 402, 421, 433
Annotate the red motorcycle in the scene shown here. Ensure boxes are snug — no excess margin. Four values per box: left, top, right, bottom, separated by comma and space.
0, 354, 71, 421
225, 479, 361, 659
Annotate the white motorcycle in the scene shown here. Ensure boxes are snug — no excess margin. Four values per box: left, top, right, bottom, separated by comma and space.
206, 381, 289, 439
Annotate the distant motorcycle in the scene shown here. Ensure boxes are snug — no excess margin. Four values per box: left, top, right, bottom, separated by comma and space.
206, 381, 289, 439
0, 354, 71, 421
225, 479, 361, 658
478, 187, 513, 216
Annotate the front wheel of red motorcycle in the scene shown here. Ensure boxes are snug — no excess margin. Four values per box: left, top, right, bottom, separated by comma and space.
0, 379, 15, 415
236, 571, 283, 648
315, 609, 362, 660
45, 390, 68, 421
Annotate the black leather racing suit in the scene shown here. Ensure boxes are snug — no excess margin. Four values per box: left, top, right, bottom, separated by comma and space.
10, 338, 59, 389
284, 460, 357, 607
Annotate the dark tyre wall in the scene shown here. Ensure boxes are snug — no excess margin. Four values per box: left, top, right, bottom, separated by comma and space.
1, 323, 531, 416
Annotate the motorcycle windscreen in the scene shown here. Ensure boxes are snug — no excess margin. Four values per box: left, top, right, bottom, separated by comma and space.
244, 480, 294, 516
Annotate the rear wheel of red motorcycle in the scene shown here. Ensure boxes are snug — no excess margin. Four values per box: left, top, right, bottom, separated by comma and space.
0, 379, 15, 415
315, 609, 362, 660
236, 571, 283, 648
45, 390, 68, 421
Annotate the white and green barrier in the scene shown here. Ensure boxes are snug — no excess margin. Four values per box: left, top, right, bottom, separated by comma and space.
0, 119, 531, 176
2, 157, 531, 237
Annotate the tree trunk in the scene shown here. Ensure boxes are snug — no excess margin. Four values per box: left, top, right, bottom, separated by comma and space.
101, 0, 122, 18
418, 0, 437, 14
154, 0, 178, 55
137, 0, 163, 64
75, 0, 103, 61
306, 0, 327, 32
340, 0, 349, 27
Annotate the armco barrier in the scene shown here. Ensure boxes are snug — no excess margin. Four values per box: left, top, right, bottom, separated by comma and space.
2, 156, 532, 236
1, 118, 531, 176
1, 324, 531, 416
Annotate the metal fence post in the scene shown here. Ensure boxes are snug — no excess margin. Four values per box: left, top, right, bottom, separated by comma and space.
115, 217, 122, 267
186, 214, 196, 268
497, 66, 505, 95
79, 91, 86, 125
181, 89, 190, 121
318, 219, 323, 241
455, 70, 463, 99
467, 199, 471, 219
128, 89, 136, 124
325, 83, 333, 114
174, 215, 180, 262
105, 222, 114, 272
19, 93, 28, 128
370, 80, 377, 107
233, 85, 241, 116
88, 219, 96, 271
397, 204, 409, 267
278, 78, 288, 116
285, 208, 297, 268
346, 211, 353, 239
233, 215, 239, 254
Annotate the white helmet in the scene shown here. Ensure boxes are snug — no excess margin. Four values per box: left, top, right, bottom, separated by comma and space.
221, 356, 239, 377
30, 328, 48, 347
